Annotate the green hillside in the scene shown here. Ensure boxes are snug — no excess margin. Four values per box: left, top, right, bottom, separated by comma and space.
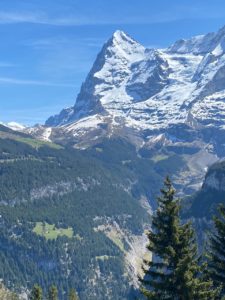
0, 126, 188, 299
0, 126, 150, 299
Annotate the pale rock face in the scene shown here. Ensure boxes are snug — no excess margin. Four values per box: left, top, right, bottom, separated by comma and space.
25, 125, 52, 142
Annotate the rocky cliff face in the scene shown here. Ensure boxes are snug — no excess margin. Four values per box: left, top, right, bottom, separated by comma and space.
202, 160, 225, 191
183, 160, 225, 221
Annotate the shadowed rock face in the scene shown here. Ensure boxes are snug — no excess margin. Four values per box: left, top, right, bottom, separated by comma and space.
126, 50, 170, 102
202, 160, 225, 191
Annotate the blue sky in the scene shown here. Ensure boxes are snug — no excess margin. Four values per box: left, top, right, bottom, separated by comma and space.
1, 0, 225, 125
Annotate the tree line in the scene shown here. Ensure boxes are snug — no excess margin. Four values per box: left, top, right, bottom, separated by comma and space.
29, 285, 79, 300
139, 177, 225, 299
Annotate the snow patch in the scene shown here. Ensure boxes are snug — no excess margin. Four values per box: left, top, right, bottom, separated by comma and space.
0, 121, 26, 131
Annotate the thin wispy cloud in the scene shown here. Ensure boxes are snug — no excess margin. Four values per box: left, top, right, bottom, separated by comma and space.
0, 12, 187, 26
25, 37, 104, 49
0, 11, 44, 24
0, 8, 225, 27
0, 77, 75, 87
0, 61, 17, 67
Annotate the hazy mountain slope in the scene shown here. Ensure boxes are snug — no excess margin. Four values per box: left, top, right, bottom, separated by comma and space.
184, 160, 225, 219
181, 159, 225, 249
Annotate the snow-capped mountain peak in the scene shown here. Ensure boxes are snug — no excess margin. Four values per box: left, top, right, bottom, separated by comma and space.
111, 30, 135, 45
108, 30, 145, 59
45, 24, 225, 147
46, 30, 146, 126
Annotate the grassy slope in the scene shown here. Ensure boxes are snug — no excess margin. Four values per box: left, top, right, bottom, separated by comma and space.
33, 222, 74, 240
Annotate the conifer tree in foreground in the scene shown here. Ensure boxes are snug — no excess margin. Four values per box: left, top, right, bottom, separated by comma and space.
29, 284, 42, 300
47, 285, 58, 300
69, 288, 79, 300
139, 177, 216, 300
209, 204, 225, 298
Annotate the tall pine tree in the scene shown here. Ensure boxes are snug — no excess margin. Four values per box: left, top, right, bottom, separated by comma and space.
139, 177, 216, 300
29, 284, 42, 300
209, 204, 225, 298
47, 285, 58, 300
68, 289, 79, 300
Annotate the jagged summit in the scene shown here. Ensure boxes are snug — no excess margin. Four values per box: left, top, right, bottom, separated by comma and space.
46, 29, 146, 126
109, 30, 143, 52
111, 30, 132, 43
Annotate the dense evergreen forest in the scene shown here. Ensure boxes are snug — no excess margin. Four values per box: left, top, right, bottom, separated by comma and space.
5, 177, 225, 299
0, 126, 151, 299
